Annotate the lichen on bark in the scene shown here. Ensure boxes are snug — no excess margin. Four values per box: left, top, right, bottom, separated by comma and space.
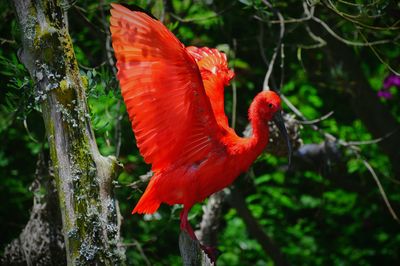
11, 0, 125, 264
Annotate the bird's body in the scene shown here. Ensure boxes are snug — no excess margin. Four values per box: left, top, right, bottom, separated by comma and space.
138, 122, 269, 213
110, 3, 289, 260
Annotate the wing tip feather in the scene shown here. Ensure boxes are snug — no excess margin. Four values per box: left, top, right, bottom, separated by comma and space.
132, 178, 161, 214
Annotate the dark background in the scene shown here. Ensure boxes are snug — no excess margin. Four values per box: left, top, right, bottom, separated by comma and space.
1, 0, 399, 265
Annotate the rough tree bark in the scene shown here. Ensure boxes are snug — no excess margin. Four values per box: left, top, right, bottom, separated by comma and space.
179, 232, 213, 266
2, 152, 66, 265
195, 191, 226, 248
10, 0, 125, 264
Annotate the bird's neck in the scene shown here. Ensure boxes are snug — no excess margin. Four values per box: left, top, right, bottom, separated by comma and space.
225, 98, 270, 167
246, 100, 270, 158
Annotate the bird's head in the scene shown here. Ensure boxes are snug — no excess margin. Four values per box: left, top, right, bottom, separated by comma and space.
253, 91, 282, 121
251, 90, 292, 165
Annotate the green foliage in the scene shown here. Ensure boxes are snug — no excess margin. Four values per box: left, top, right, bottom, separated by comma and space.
2, 0, 400, 265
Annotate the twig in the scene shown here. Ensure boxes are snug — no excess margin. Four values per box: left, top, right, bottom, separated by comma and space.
281, 93, 400, 218
0, 37, 16, 44
99, 0, 122, 157
296, 111, 334, 124
23, 118, 39, 143
362, 159, 400, 223
99, 0, 117, 77
270, 1, 315, 24
311, 16, 393, 47
159, 0, 166, 23
282, 94, 398, 149
279, 43, 285, 89
358, 30, 400, 76
114, 100, 123, 157
336, 0, 382, 7
261, 0, 285, 91
299, 24, 327, 49
324, 0, 400, 31
78, 61, 106, 71
257, 21, 270, 68
73, 5, 105, 33
121, 239, 151, 266
345, 128, 399, 146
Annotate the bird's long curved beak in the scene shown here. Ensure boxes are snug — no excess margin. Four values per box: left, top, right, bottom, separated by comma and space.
273, 111, 292, 167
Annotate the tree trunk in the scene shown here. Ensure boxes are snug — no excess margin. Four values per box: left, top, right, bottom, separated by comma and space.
2, 152, 66, 265
11, 0, 125, 264
179, 232, 213, 266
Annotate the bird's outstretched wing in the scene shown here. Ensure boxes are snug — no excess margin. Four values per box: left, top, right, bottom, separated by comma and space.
110, 4, 224, 171
186, 46, 235, 130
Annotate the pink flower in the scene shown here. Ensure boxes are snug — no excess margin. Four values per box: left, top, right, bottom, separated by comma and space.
377, 90, 393, 99
383, 74, 400, 89
377, 74, 399, 99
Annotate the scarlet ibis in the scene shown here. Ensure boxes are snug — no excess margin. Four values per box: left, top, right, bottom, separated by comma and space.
110, 3, 291, 261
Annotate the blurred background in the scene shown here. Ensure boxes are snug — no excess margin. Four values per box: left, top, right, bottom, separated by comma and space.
1, 0, 399, 265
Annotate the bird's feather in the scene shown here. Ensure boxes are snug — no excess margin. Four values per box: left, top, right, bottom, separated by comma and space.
110, 4, 224, 171
186, 46, 234, 130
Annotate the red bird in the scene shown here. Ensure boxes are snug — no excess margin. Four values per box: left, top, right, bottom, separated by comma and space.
110, 3, 291, 261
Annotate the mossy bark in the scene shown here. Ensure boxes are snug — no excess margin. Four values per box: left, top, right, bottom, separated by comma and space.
12, 0, 125, 265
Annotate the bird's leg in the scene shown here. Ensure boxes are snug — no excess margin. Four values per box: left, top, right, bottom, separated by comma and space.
180, 207, 219, 264
180, 206, 197, 240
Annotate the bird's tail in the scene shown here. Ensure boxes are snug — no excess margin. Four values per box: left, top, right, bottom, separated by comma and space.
132, 177, 161, 214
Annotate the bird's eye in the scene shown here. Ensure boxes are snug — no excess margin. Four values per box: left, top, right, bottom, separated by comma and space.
268, 103, 273, 109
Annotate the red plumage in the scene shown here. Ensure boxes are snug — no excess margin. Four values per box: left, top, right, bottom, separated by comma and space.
110, 3, 287, 262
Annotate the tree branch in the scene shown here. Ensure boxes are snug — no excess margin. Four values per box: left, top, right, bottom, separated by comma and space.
179, 231, 212, 266
2, 152, 66, 265
12, 0, 125, 264
196, 191, 226, 247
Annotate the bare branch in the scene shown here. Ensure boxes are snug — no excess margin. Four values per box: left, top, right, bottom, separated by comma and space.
299, 25, 327, 49
99, 0, 117, 76
311, 16, 393, 47
270, 2, 315, 24
281, 93, 400, 219
358, 30, 400, 75
296, 111, 334, 125
345, 128, 399, 146
324, 0, 400, 31
261, 0, 285, 91
279, 44, 285, 89
336, 0, 383, 7
0, 37, 16, 44
362, 159, 400, 223
121, 239, 151, 266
